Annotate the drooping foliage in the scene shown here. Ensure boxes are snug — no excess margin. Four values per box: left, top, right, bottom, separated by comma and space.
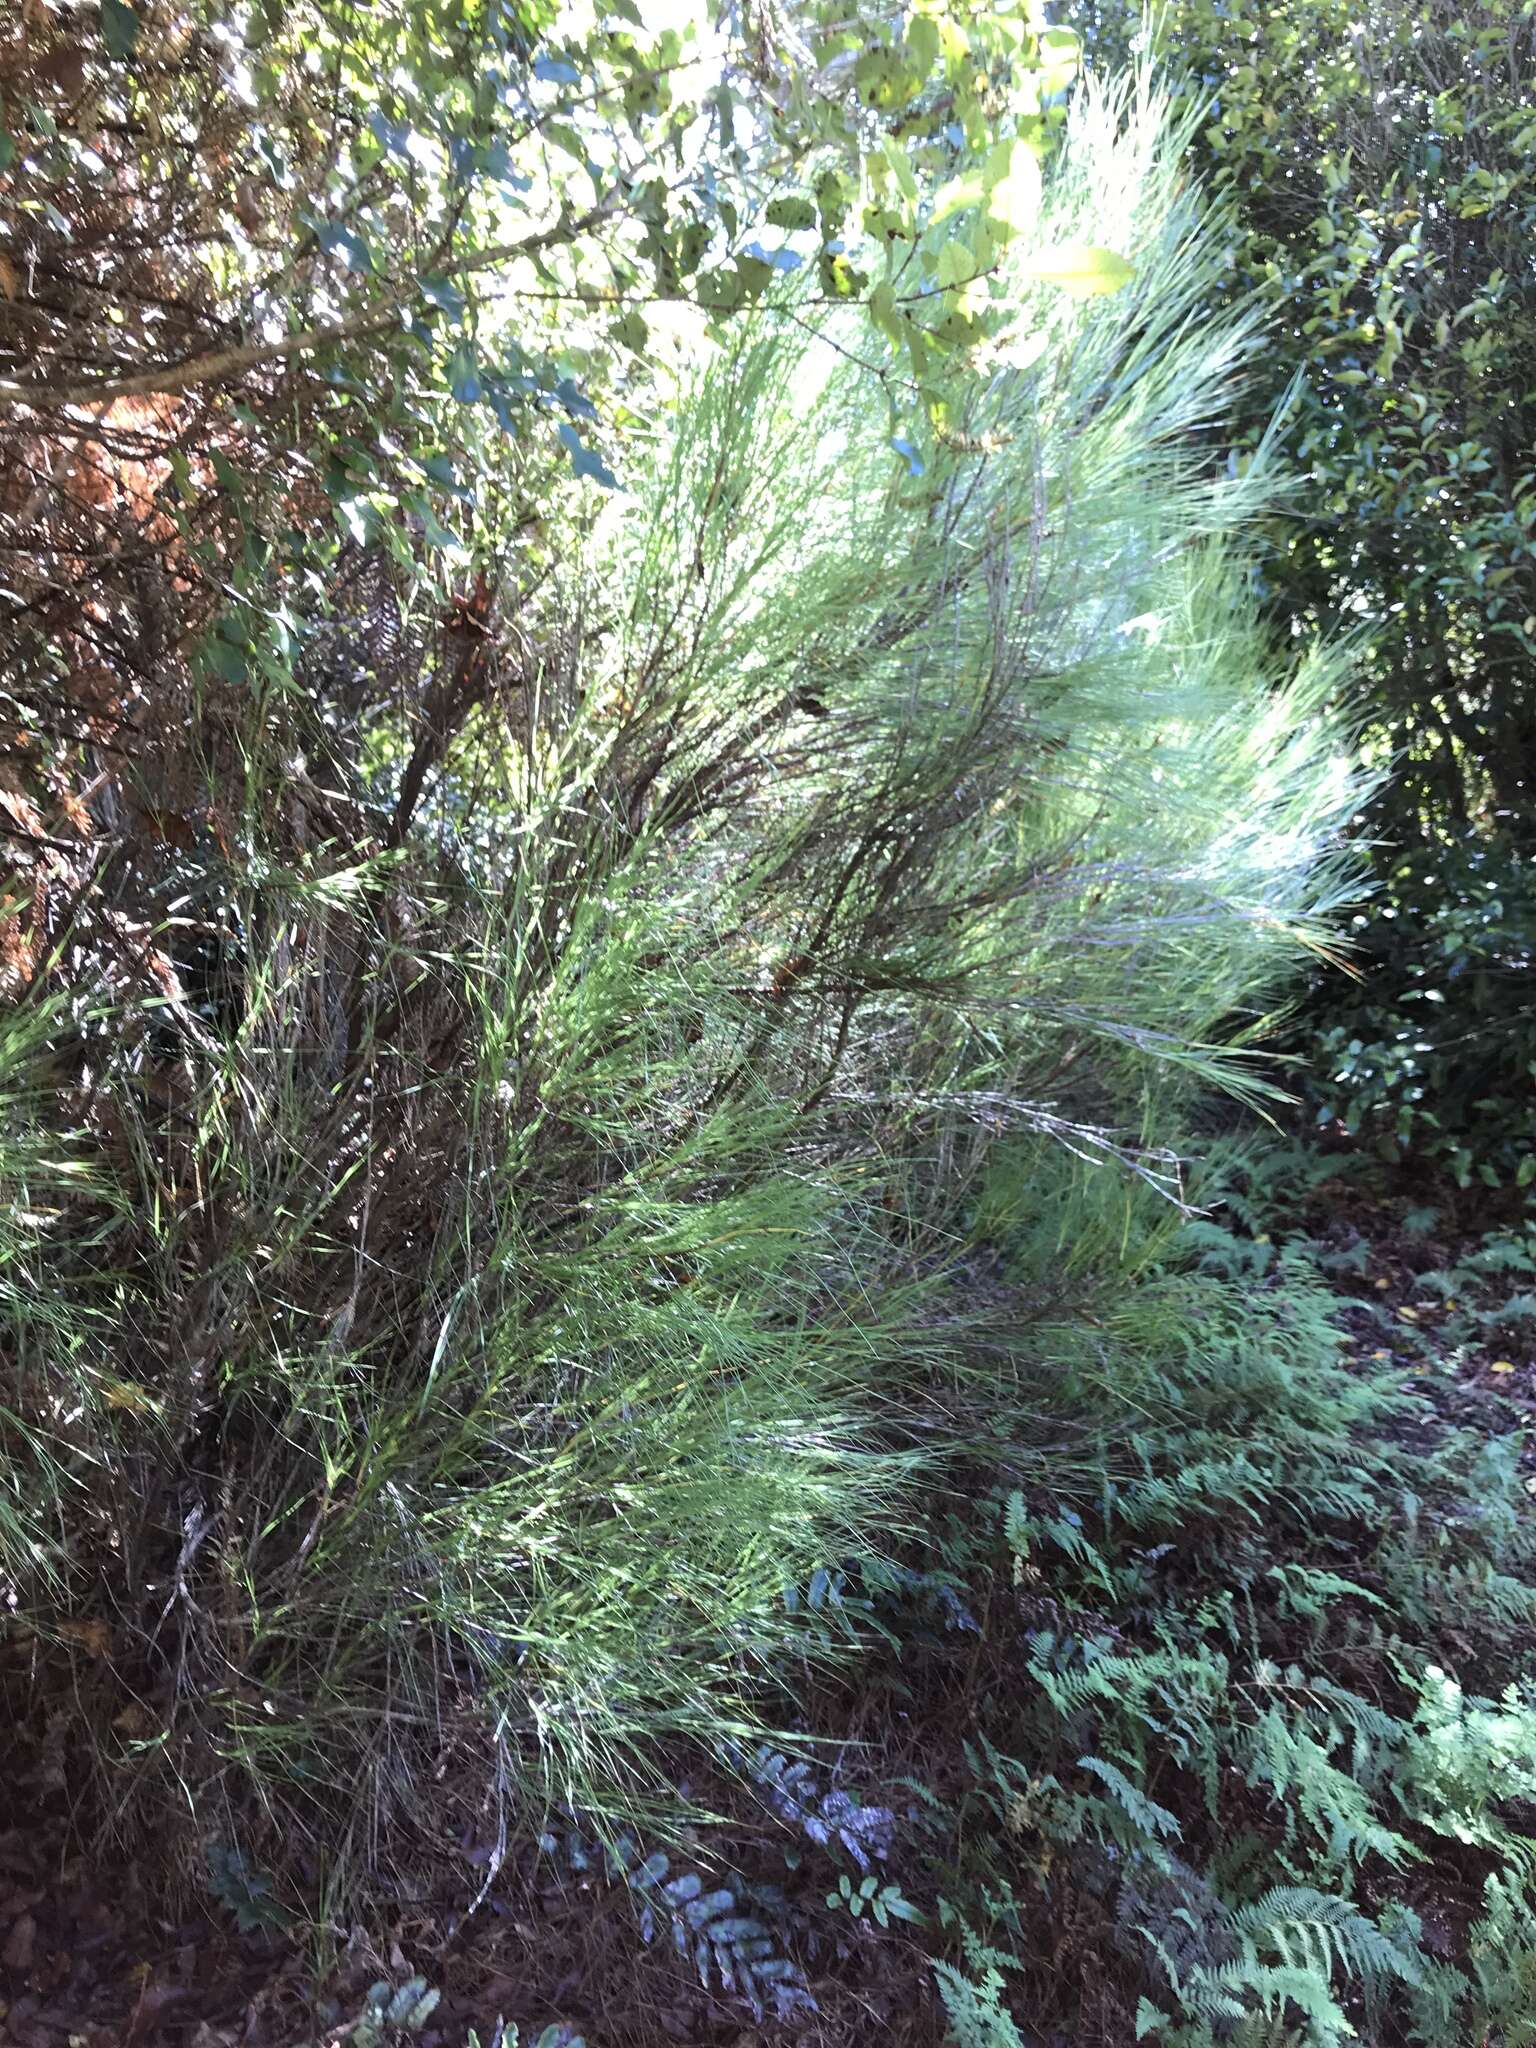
0, 0, 1088, 437
0, 67, 1359, 1925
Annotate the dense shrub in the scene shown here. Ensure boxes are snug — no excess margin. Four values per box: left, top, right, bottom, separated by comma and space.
1304, 830, 1536, 1194
1069, 0, 1536, 1253
9, 10, 1536, 2039
0, 79, 1357, 1917
1078, 0, 1536, 835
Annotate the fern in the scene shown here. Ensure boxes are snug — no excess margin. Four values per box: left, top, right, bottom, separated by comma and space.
913, 1129, 1536, 2041
1076, 1756, 1183, 1850
1230, 1888, 1422, 1993
204, 1840, 289, 1936
539, 1829, 815, 2022
1134, 1893, 1415, 2044
1241, 1705, 1409, 1868
932, 1932, 1030, 2048
747, 1746, 897, 1869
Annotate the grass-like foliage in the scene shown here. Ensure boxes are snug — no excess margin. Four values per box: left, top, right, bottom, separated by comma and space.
1, 75, 1359, 1919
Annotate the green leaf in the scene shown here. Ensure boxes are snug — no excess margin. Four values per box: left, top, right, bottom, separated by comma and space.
930, 175, 986, 226
813, 169, 848, 232
205, 1842, 286, 1933
210, 450, 246, 502
446, 342, 481, 404
883, 1890, 929, 1925
881, 137, 918, 204
986, 156, 1041, 238
367, 112, 413, 158
544, 122, 588, 163
420, 453, 467, 499
318, 223, 374, 275
906, 14, 939, 75
765, 195, 817, 232
936, 240, 977, 289
410, 494, 459, 552
869, 281, 903, 344
419, 275, 467, 320
854, 47, 918, 111
558, 421, 617, 489
1022, 242, 1134, 298
205, 639, 248, 685
613, 308, 649, 354
101, 0, 140, 61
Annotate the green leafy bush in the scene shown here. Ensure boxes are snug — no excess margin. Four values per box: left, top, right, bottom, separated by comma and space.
1303, 831, 1536, 1191
1081, 0, 1536, 833
1, 76, 1358, 1922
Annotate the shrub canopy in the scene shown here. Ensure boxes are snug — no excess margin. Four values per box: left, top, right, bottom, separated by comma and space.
0, 65, 1358, 1900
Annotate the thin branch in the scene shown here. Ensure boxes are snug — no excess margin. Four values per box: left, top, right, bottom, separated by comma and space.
0, 206, 617, 411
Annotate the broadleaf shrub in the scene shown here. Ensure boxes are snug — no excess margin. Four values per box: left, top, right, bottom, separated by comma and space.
1080, 0, 1536, 833
1303, 830, 1536, 1192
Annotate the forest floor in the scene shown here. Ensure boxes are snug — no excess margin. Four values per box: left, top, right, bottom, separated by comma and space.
5, 1147, 1535, 2048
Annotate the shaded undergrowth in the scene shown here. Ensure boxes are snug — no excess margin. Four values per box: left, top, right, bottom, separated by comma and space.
824, 1140, 1536, 2046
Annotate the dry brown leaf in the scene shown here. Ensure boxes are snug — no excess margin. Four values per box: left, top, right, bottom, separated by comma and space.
32, 43, 87, 99
57, 1618, 112, 1659
2, 1911, 36, 1973
124, 1980, 186, 2048
0, 784, 47, 839
0, 253, 16, 302
101, 1378, 158, 1417
234, 179, 263, 234
136, 807, 196, 851
53, 787, 96, 837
